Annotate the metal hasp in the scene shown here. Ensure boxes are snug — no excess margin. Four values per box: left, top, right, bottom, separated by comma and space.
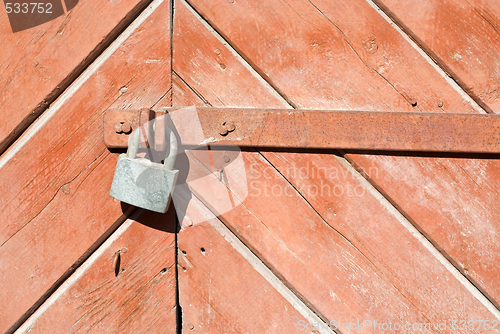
104, 108, 500, 154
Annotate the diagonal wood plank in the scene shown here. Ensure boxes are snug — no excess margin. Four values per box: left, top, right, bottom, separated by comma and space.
0, 0, 155, 154
372, 0, 500, 113
14, 210, 177, 334
181, 0, 500, 308
172, 2, 499, 332
0, 0, 172, 331
172, 75, 333, 333
181, 0, 481, 113
178, 216, 330, 334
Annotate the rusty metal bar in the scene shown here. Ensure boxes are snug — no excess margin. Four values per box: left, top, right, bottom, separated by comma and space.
104, 108, 500, 153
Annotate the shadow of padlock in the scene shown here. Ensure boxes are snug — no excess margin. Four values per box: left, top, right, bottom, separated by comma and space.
109, 127, 179, 213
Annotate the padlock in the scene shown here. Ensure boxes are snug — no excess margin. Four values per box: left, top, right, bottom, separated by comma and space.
109, 126, 179, 213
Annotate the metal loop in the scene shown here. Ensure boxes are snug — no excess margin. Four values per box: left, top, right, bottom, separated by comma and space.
126, 122, 177, 171
164, 128, 178, 171
126, 128, 141, 159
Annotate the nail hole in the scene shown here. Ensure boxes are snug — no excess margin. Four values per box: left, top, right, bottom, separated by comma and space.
411, 101, 417, 107
200, 247, 206, 254
113, 252, 121, 277
181, 250, 186, 255
160, 268, 168, 274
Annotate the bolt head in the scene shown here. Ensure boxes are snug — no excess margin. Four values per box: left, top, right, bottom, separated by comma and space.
114, 123, 123, 134
219, 125, 228, 136
121, 122, 132, 134
225, 121, 236, 132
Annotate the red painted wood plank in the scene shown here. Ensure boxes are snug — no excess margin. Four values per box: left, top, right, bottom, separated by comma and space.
172, 76, 327, 333
182, 0, 480, 113
15, 211, 177, 333
373, 0, 500, 113
178, 218, 324, 334
182, 0, 500, 307
182, 143, 497, 332
172, 2, 499, 330
0, 0, 154, 153
344, 152, 500, 305
0, 1, 172, 331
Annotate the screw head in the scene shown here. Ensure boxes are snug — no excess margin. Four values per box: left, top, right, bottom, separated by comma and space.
225, 121, 235, 132
114, 122, 123, 134
437, 100, 444, 108
363, 39, 378, 54
121, 122, 132, 134
224, 156, 231, 163
219, 125, 228, 136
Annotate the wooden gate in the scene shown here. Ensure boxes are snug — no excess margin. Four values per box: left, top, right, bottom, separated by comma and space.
1, 0, 500, 332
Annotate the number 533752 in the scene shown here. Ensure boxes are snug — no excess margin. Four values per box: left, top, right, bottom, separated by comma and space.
5, 3, 53, 14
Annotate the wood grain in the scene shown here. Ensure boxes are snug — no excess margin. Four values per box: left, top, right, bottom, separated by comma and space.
178, 217, 323, 334
344, 152, 500, 305
0, 1, 172, 331
182, 0, 480, 113
0, 0, 152, 153
173, 75, 326, 334
373, 0, 500, 113
15, 211, 177, 334
172, 1, 498, 330
182, 0, 500, 307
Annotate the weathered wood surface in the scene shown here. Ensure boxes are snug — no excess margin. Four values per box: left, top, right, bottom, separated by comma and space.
0, 1, 172, 331
1, 0, 499, 332
374, 0, 500, 113
178, 215, 321, 333
172, 1, 499, 332
0, 0, 152, 153
173, 71, 319, 333
183, 0, 481, 113
180, 0, 500, 308
172, 61, 327, 334
15, 211, 177, 334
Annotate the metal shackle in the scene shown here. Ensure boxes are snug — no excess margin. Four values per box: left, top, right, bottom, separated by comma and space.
127, 123, 178, 170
